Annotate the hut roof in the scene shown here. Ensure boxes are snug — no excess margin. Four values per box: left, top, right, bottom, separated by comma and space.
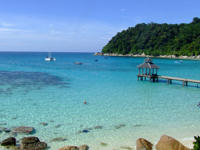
137, 58, 159, 69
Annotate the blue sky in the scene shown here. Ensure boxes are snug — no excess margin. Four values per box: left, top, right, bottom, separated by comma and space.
0, 0, 199, 52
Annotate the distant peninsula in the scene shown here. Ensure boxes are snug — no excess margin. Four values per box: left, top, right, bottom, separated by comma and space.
101, 17, 200, 57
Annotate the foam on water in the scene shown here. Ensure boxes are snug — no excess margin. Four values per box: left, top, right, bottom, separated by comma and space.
0, 52, 200, 150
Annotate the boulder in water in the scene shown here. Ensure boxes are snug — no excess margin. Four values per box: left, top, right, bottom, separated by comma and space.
12, 126, 34, 134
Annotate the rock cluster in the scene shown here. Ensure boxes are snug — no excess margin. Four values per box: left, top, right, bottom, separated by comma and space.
1, 136, 47, 150
1, 134, 190, 150
20, 136, 47, 150
136, 135, 190, 150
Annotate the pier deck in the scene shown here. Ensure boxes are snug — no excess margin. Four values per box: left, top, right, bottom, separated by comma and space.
137, 74, 200, 87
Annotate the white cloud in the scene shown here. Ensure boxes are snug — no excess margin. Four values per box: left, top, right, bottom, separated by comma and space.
0, 27, 23, 32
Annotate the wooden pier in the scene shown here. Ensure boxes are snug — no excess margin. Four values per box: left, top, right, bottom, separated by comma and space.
137, 58, 200, 87
137, 74, 200, 87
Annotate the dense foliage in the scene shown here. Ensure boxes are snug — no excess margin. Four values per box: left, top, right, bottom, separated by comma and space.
193, 136, 200, 150
102, 17, 200, 56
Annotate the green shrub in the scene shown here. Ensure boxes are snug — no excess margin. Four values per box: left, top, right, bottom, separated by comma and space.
193, 136, 200, 150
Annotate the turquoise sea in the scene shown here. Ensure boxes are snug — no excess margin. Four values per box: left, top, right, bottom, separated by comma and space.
0, 52, 200, 150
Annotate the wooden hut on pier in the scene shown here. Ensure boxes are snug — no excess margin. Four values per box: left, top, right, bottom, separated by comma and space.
137, 58, 159, 82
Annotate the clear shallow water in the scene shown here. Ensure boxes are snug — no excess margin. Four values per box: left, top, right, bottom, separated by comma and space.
0, 52, 200, 150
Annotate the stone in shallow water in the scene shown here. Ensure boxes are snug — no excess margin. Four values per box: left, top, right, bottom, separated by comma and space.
114, 124, 126, 129
40, 122, 48, 126
100, 142, 108, 146
59, 146, 79, 150
133, 124, 142, 127
0, 127, 11, 133
0, 122, 7, 125
1, 137, 16, 146
12, 126, 34, 134
51, 137, 67, 142
120, 146, 133, 150
93, 125, 103, 129
55, 124, 62, 128
82, 129, 89, 133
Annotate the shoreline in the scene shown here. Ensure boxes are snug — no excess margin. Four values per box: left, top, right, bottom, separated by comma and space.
94, 52, 200, 60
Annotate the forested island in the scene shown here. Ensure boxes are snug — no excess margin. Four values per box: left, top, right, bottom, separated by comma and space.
102, 17, 200, 57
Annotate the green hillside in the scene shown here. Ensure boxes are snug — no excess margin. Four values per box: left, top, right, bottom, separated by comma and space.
102, 17, 200, 56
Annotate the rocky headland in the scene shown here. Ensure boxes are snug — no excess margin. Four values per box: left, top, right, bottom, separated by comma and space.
94, 52, 200, 60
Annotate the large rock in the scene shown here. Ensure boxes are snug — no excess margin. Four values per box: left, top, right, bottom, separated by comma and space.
59, 146, 79, 150
79, 145, 89, 150
1, 137, 16, 146
20, 136, 47, 150
136, 138, 153, 150
12, 126, 34, 134
156, 135, 190, 150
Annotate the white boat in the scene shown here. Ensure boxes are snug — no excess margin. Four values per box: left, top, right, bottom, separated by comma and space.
45, 52, 56, 61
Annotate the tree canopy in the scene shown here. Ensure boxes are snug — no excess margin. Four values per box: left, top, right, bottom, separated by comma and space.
102, 17, 200, 56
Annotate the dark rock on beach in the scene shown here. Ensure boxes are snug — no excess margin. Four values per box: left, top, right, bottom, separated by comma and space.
136, 138, 152, 150
12, 126, 34, 134
20, 136, 47, 150
79, 145, 89, 150
35, 142, 47, 150
1, 137, 16, 146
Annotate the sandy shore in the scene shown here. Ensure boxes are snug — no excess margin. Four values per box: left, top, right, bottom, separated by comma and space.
94, 52, 200, 60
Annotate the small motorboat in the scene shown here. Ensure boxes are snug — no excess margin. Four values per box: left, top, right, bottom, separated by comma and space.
74, 62, 83, 65
45, 52, 56, 62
